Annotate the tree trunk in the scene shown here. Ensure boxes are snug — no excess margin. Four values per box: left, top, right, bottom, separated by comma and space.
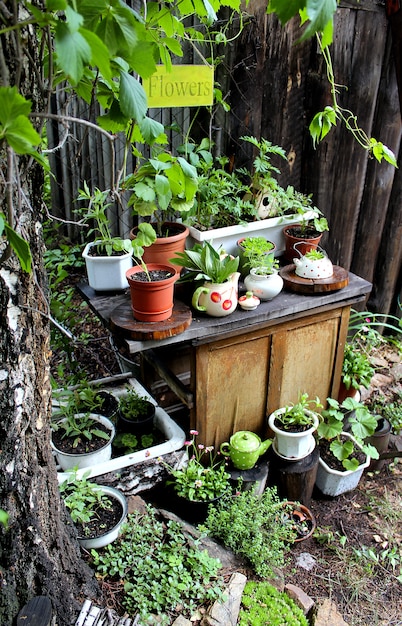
0, 3, 101, 624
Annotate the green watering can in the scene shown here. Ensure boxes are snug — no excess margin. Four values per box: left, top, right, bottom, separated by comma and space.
220, 431, 272, 470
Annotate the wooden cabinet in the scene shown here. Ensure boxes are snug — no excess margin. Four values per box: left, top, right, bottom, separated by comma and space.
77, 272, 371, 449
192, 306, 350, 448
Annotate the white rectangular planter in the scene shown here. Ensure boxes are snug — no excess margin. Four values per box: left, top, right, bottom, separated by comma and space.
187, 211, 317, 257
82, 241, 133, 291
315, 433, 370, 497
53, 378, 186, 484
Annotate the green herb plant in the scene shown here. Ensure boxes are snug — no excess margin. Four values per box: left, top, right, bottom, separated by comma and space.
274, 393, 322, 431
119, 387, 153, 421
368, 391, 402, 435
163, 430, 231, 502
59, 469, 114, 535
170, 241, 240, 284
51, 401, 110, 450
90, 504, 225, 624
113, 432, 157, 454
240, 236, 279, 275
342, 342, 375, 392
238, 581, 309, 626
304, 249, 325, 260
317, 397, 379, 470
200, 484, 296, 577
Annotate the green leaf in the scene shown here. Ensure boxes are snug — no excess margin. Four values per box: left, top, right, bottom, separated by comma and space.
0, 509, 9, 528
309, 106, 337, 147
129, 46, 158, 81
4, 222, 32, 272
81, 29, 113, 84
155, 174, 172, 211
139, 117, 167, 145
300, 0, 337, 42
267, 0, 305, 24
55, 22, 91, 84
119, 71, 148, 122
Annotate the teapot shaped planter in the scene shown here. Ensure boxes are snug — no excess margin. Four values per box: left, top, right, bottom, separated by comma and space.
293, 244, 333, 279
192, 272, 240, 317
220, 431, 272, 470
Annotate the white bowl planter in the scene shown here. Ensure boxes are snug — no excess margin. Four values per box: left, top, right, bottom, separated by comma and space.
187, 211, 317, 258
268, 408, 319, 460
82, 241, 132, 291
51, 413, 115, 471
315, 432, 370, 497
244, 268, 283, 301
78, 485, 128, 549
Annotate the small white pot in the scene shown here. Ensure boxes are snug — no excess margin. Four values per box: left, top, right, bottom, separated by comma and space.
82, 241, 132, 291
51, 413, 115, 471
315, 432, 370, 497
244, 268, 283, 301
78, 485, 128, 549
268, 408, 319, 460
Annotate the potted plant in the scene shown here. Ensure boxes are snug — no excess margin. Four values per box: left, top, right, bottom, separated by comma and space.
53, 381, 119, 420
268, 393, 322, 460
125, 262, 180, 322
59, 469, 128, 549
283, 195, 329, 262
162, 429, 231, 523
78, 183, 157, 291
293, 246, 334, 279
170, 242, 240, 317
51, 396, 116, 471
125, 149, 198, 267
240, 236, 284, 301
339, 341, 375, 402
315, 397, 378, 496
237, 235, 276, 274
185, 136, 318, 257
280, 501, 316, 542
117, 386, 156, 435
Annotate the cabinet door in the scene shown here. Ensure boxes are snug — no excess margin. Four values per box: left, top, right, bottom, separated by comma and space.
194, 332, 271, 447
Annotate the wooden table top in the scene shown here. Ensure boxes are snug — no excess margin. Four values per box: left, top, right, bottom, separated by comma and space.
77, 271, 372, 354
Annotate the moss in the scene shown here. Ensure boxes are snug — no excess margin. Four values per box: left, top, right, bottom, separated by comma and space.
239, 581, 309, 626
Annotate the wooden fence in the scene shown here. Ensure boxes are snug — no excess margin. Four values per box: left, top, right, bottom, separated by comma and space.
48, 0, 402, 320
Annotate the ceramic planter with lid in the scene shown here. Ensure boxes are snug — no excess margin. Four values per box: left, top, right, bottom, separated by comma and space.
220, 431, 272, 470
244, 268, 283, 301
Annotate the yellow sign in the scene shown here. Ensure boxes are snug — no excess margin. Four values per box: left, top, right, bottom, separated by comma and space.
145, 65, 214, 108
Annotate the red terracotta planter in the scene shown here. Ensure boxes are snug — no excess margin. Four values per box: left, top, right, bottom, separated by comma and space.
126, 264, 179, 322
283, 225, 323, 263
130, 222, 189, 269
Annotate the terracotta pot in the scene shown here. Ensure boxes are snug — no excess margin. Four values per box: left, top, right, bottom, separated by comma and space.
130, 222, 189, 269
126, 264, 179, 322
283, 225, 323, 263
282, 501, 316, 542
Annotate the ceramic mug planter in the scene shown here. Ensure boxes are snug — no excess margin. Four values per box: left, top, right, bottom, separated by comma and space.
51, 413, 116, 471
191, 272, 240, 317
268, 409, 319, 461
78, 485, 128, 549
315, 432, 370, 497
244, 268, 283, 301
220, 431, 272, 470
126, 264, 179, 322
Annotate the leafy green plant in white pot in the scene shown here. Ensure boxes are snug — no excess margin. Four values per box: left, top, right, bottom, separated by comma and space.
51, 404, 116, 471
59, 469, 128, 549
268, 393, 322, 460
241, 237, 283, 301
315, 397, 378, 496
170, 242, 240, 317
79, 184, 156, 291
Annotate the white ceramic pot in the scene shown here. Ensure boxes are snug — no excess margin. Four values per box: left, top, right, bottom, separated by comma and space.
293, 244, 333, 279
268, 409, 319, 460
83, 241, 132, 291
78, 485, 128, 549
51, 413, 115, 471
244, 268, 283, 301
315, 432, 370, 497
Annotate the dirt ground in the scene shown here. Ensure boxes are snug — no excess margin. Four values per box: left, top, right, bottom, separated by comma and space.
52, 276, 402, 626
